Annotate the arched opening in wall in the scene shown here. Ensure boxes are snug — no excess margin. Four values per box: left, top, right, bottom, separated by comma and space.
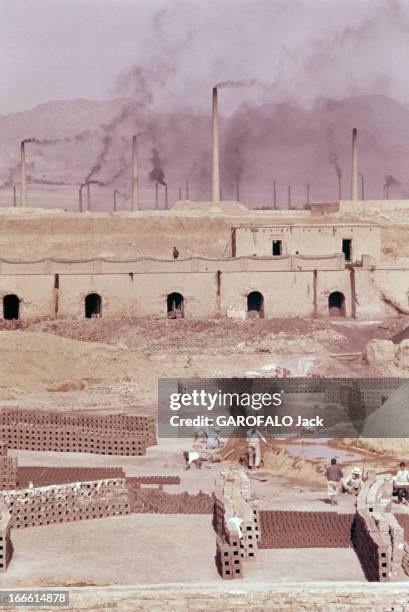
247, 291, 264, 319
85, 293, 102, 318
167, 292, 184, 319
328, 291, 346, 317
3, 294, 20, 320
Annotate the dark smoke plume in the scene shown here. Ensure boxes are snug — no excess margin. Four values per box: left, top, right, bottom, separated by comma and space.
328, 151, 342, 179
384, 174, 408, 197
215, 79, 273, 93
149, 149, 166, 185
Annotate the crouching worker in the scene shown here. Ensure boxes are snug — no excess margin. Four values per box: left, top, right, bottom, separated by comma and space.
325, 458, 343, 505
183, 450, 202, 470
342, 466, 362, 495
393, 461, 409, 504
246, 427, 267, 469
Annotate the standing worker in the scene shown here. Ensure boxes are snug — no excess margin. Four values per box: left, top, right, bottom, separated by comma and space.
172, 246, 179, 259
325, 458, 343, 505
246, 427, 267, 469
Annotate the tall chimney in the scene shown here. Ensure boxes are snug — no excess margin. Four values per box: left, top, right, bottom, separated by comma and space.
359, 173, 365, 200
86, 183, 91, 211
351, 128, 358, 201
113, 190, 118, 212
164, 184, 168, 209
185, 180, 189, 200
155, 181, 159, 209
212, 87, 220, 202
131, 134, 139, 211
20, 141, 27, 208
288, 185, 292, 209
272, 179, 277, 210
79, 184, 84, 213
12, 185, 17, 207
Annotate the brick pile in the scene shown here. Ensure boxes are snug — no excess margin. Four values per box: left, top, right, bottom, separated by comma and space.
352, 510, 392, 581
0, 499, 12, 572
215, 534, 243, 579
402, 542, 409, 576
213, 470, 262, 579
127, 485, 213, 514
126, 476, 180, 486
16, 466, 125, 488
395, 513, 409, 541
0, 442, 17, 490
0, 409, 156, 456
258, 510, 354, 549
2, 478, 130, 529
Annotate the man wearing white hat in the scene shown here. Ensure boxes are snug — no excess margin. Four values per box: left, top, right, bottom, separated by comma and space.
342, 466, 362, 495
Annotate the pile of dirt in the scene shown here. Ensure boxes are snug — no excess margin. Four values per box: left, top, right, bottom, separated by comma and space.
221, 437, 325, 486
0, 331, 159, 399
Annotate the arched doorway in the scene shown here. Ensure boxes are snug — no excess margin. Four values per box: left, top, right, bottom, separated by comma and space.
328, 291, 346, 317
85, 293, 102, 318
3, 294, 20, 320
247, 291, 264, 318
167, 292, 184, 319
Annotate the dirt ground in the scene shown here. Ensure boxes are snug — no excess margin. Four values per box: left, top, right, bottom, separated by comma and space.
0, 315, 407, 402
0, 515, 366, 587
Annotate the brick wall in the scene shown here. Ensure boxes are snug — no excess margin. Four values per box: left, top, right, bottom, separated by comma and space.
2, 479, 130, 529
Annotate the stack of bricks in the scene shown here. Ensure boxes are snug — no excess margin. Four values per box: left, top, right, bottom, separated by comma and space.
0, 442, 17, 490
258, 510, 354, 549
16, 466, 124, 489
402, 543, 409, 576
353, 509, 392, 582
126, 476, 180, 486
213, 472, 260, 579
388, 514, 405, 580
0, 409, 157, 456
215, 534, 243, 579
127, 485, 213, 514
2, 478, 130, 529
0, 498, 12, 572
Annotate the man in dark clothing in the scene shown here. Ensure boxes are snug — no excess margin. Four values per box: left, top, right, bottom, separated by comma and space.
172, 246, 179, 259
325, 458, 343, 505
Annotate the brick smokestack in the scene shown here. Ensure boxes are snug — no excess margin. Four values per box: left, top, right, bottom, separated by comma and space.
131, 134, 139, 211
351, 128, 358, 201
20, 141, 27, 207
212, 87, 220, 202
86, 183, 91, 211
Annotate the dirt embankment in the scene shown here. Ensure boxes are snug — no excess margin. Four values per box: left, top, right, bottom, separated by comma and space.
0, 331, 160, 399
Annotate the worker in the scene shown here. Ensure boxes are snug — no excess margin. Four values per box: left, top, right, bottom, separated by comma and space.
183, 450, 202, 470
246, 427, 267, 469
227, 514, 243, 539
325, 458, 343, 505
172, 246, 179, 259
206, 429, 221, 450
393, 461, 409, 504
342, 466, 363, 495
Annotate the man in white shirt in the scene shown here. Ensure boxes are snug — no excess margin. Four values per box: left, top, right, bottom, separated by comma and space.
246, 428, 267, 469
394, 461, 409, 504
342, 466, 363, 495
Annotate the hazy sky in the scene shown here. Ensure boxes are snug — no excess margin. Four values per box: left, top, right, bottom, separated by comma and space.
1, 0, 409, 115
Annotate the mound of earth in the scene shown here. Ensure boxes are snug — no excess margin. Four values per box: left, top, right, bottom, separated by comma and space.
0, 331, 159, 399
